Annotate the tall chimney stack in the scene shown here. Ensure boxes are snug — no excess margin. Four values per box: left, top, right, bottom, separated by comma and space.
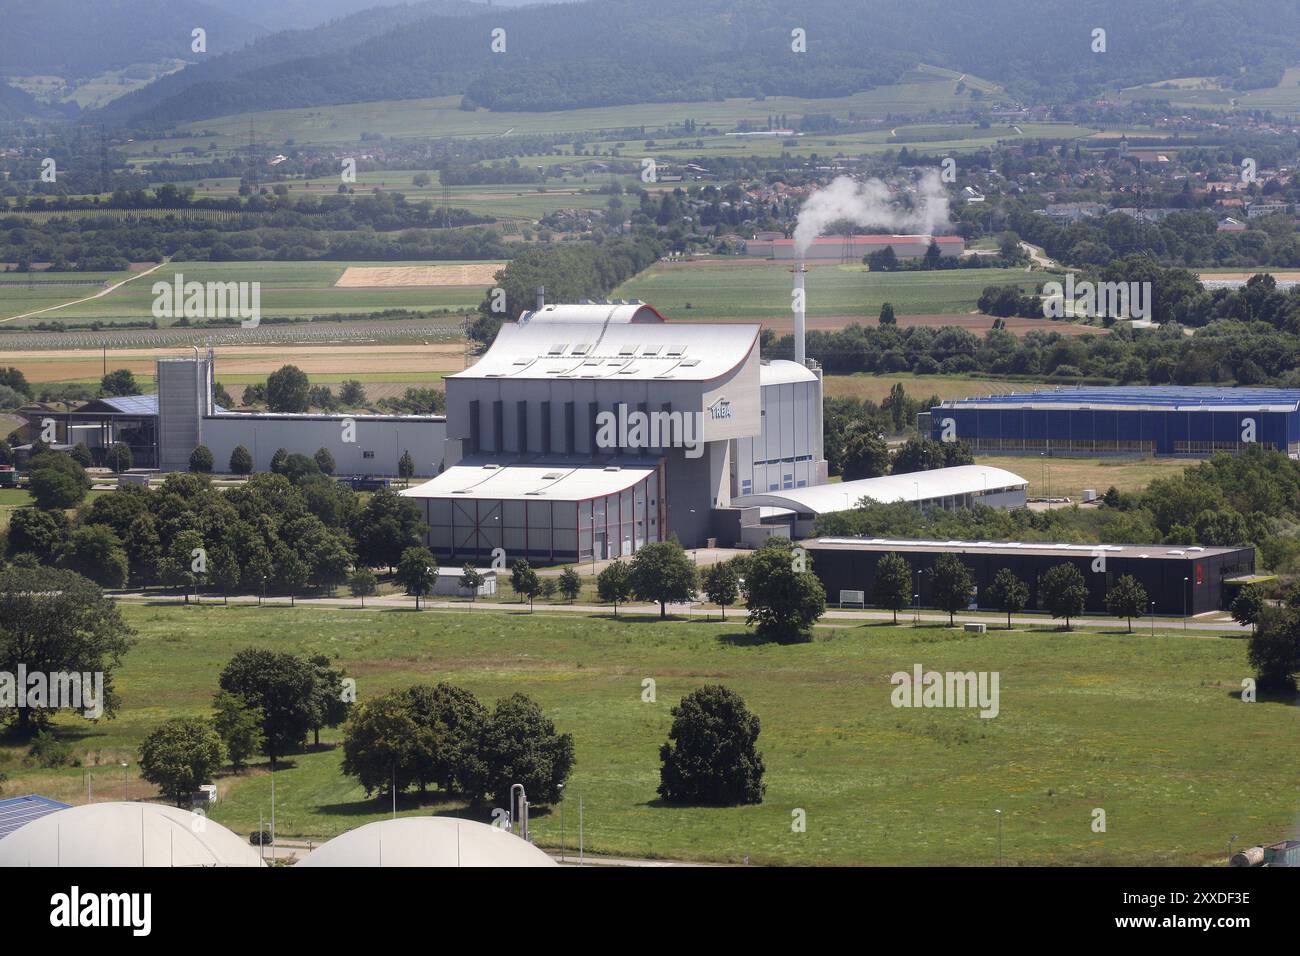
535, 285, 546, 311
792, 265, 807, 367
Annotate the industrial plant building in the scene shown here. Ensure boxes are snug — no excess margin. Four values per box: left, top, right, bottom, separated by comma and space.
19, 351, 447, 477
400, 300, 830, 560
745, 234, 965, 260
804, 538, 1255, 615
927, 386, 1300, 457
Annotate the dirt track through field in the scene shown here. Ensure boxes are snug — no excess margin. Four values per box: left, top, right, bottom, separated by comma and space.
335, 264, 504, 287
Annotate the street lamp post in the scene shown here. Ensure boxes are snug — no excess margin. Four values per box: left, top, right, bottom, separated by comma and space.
1149, 600, 1155, 638
558, 783, 566, 863
995, 809, 1003, 866
1183, 576, 1189, 632
121, 761, 129, 800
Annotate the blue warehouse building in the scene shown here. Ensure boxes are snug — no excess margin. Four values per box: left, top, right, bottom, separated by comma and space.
928, 387, 1300, 457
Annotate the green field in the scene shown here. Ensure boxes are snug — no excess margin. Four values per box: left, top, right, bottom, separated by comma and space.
975, 455, 1197, 500
4, 604, 1295, 865
825, 373, 1041, 404
1118, 65, 1300, 117
122, 66, 1018, 156
0, 270, 135, 323
0, 260, 494, 326
618, 259, 1046, 325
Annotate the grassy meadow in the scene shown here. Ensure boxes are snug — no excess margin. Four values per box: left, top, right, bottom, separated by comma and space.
2, 603, 1294, 866
975, 455, 1197, 500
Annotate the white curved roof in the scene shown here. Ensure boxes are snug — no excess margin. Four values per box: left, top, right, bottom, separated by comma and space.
296, 817, 557, 868
456, 320, 759, 383
520, 302, 665, 324
760, 360, 818, 386
734, 465, 1027, 515
0, 802, 263, 867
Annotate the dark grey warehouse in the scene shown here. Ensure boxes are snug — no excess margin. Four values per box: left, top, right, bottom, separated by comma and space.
805, 538, 1256, 616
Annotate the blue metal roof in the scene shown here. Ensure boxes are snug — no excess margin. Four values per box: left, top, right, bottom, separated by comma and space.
0, 795, 70, 840
940, 387, 1300, 410
98, 394, 159, 415
94, 393, 225, 415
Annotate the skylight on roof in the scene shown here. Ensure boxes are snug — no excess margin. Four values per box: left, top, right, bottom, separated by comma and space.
547, 344, 567, 356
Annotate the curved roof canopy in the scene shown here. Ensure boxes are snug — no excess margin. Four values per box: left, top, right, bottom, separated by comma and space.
520, 302, 665, 325
455, 319, 759, 383
296, 817, 557, 868
759, 360, 818, 386
734, 465, 1027, 516
402, 457, 656, 502
0, 802, 263, 867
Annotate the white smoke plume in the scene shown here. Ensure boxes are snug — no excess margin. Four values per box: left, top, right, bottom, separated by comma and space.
792, 171, 952, 258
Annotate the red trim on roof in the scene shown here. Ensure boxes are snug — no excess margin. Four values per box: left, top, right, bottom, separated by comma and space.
763, 235, 963, 246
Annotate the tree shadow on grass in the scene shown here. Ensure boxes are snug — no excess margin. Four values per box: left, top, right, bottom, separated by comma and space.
716, 630, 810, 647
1225, 686, 1298, 704
316, 789, 452, 817
639, 796, 755, 810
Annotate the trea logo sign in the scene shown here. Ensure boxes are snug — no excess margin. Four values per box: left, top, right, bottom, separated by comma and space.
708, 397, 732, 421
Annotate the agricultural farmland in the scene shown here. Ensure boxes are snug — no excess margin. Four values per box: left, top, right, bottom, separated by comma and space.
0, 259, 497, 326
122, 68, 1011, 155
616, 258, 1066, 332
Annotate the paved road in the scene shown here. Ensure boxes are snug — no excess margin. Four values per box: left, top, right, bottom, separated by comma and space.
114, 590, 1245, 634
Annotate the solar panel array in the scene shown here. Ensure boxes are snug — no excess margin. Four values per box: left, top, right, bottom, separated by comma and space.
943, 386, 1300, 409
0, 795, 70, 840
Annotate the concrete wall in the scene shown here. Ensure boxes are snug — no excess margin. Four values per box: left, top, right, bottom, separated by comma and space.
735, 375, 825, 496
201, 415, 446, 477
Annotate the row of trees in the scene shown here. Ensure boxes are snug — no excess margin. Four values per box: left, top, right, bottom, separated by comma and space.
589, 538, 826, 642
5, 463, 428, 596
868, 550, 1148, 631
765, 274, 1300, 388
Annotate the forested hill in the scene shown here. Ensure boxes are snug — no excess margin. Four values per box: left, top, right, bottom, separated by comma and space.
103, 0, 1300, 125
92, 0, 487, 125
0, 0, 266, 77
0, 83, 59, 122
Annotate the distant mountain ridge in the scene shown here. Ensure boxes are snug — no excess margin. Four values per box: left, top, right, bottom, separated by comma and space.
93, 0, 488, 124
48, 0, 1300, 125
0, 0, 266, 77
